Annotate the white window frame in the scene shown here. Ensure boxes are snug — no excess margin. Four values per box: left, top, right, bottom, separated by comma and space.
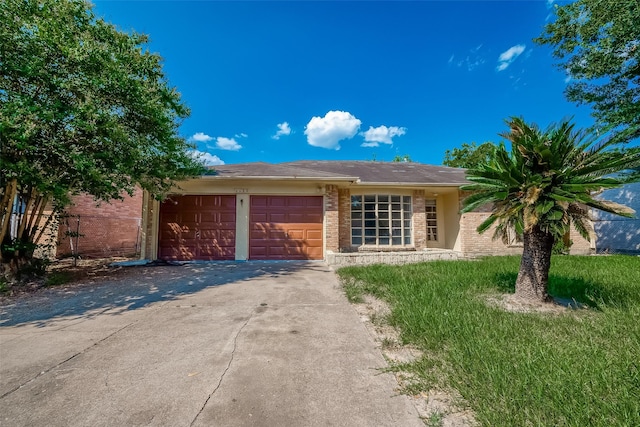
350, 194, 412, 247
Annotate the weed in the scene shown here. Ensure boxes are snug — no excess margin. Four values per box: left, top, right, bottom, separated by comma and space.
424, 410, 444, 427
338, 255, 640, 426
45, 271, 72, 287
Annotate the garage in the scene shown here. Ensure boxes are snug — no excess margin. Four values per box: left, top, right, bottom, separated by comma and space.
158, 195, 236, 260
249, 196, 323, 260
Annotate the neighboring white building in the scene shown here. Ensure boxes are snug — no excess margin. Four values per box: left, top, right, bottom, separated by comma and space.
594, 182, 640, 254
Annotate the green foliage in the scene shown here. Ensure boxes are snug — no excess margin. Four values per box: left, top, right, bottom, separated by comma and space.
442, 142, 496, 168
338, 256, 640, 426
45, 271, 72, 287
462, 117, 640, 245
392, 154, 413, 163
536, 0, 640, 141
0, 0, 205, 270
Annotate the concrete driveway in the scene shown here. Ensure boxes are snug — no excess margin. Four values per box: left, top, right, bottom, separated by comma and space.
0, 261, 422, 426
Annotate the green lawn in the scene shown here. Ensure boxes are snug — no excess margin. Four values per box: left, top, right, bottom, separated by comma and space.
337, 255, 640, 427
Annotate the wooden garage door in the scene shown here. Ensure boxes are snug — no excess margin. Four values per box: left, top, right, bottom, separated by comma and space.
158, 195, 236, 260
250, 196, 323, 260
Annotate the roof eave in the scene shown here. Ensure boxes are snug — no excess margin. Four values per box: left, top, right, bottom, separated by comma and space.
352, 182, 467, 187
199, 175, 359, 181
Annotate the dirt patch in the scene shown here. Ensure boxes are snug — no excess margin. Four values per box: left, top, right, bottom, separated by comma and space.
0, 257, 137, 303
351, 294, 476, 426
485, 293, 589, 314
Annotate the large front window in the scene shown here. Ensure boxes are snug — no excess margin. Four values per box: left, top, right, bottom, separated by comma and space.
351, 195, 412, 246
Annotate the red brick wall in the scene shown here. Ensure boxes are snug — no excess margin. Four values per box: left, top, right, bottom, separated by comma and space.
57, 188, 143, 258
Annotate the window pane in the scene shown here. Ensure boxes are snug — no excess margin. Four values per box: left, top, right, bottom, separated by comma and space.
379, 237, 389, 245
392, 211, 401, 219
364, 228, 377, 236
404, 236, 411, 245
365, 237, 376, 244
378, 203, 389, 212
364, 195, 376, 203
392, 203, 401, 211
352, 220, 362, 227
403, 203, 411, 212
351, 195, 362, 209
351, 211, 362, 219
352, 236, 362, 245
379, 228, 390, 237
364, 203, 375, 211
391, 195, 401, 203
378, 220, 389, 229
352, 228, 362, 236
392, 237, 402, 245
378, 211, 389, 219
404, 220, 411, 228
378, 195, 389, 202
364, 211, 376, 219
364, 220, 376, 228
403, 196, 411, 204
392, 228, 401, 236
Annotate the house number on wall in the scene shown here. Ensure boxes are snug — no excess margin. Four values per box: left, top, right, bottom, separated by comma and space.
234, 188, 249, 193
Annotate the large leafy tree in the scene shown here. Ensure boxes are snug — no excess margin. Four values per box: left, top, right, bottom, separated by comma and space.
461, 118, 640, 302
0, 0, 204, 271
443, 142, 496, 168
536, 0, 640, 141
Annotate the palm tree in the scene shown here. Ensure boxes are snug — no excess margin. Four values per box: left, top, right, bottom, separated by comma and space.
461, 117, 640, 302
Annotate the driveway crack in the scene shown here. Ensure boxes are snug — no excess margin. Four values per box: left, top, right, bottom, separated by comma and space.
0, 321, 136, 400
190, 311, 254, 426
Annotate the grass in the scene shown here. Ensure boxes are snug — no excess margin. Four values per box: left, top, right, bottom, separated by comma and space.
337, 255, 640, 427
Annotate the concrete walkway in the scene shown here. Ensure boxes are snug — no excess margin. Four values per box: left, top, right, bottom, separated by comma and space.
0, 262, 422, 426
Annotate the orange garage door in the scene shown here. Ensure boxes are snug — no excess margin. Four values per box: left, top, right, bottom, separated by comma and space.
158, 195, 236, 260
250, 196, 323, 260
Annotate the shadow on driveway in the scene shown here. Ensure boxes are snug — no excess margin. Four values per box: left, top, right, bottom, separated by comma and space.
0, 261, 322, 328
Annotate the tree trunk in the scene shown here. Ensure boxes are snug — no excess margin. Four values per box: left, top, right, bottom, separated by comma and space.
515, 225, 554, 302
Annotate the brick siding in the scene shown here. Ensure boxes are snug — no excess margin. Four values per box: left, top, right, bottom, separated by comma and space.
57, 188, 143, 258
460, 212, 594, 256
412, 190, 427, 250
325, 185, 340, 252
338, 188, 351, 250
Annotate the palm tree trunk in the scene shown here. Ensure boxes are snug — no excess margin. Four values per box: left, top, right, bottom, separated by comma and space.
515, 225, 554, 302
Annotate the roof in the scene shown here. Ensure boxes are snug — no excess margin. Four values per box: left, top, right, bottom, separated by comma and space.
205, 160, 468, 186
281, 161, 468, 185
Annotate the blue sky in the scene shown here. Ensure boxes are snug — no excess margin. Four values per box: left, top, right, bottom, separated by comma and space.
93, 0, 594, 166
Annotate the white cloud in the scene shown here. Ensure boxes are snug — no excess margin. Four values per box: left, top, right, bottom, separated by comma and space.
360, 125, 407, 147
216, 137, 242, 151
497, 44, 526, 71
304, 111, 361, 150
272, 122, 292, 140
451, 45, 485, 71
191, 132, 213, 142
234, 133, 248, 138
190, 150, 225, 166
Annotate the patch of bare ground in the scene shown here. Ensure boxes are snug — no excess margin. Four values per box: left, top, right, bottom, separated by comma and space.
352, 294, 477, 427
0, 256, 137, 303
485, 293, 589, 315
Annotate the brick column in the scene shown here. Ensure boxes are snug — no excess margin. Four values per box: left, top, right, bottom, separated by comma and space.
338, 188, 351, 250
325, 185, 339, 252
413, 190, 426, 250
